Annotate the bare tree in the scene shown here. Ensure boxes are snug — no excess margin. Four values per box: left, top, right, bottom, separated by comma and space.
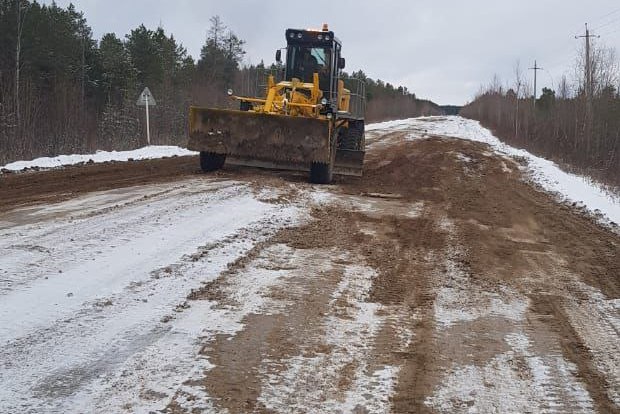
514, 60, 523, 137
462, 42, 620, 188
591, 45, 618, 96
558, 75, 571, 99
15, 0, 23, 131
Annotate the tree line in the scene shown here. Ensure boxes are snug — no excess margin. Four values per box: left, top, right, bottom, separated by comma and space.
461, 43, 620, 188
345, 70, 441, 121
0, 0, 441, 166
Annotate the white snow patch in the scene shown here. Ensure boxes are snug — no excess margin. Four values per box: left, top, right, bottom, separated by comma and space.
561, 281, 620, 405
160, 244, 339, 409
173, 383, 222, 414
308, 188, 337, 205
426, 331, 595, 413
366, 119, 417, 132
258, 263, 400, 413
454, 152, 474, 163
428, 215, 596, 412
328, 193, 424, 219
0, 183, 273, 342
1, 145, 197, 171
434, 255, 528, 328
0, 180, 306, 413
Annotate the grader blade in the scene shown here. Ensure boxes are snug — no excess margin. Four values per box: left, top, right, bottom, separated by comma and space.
188, 107, 332, 166
334, 149, 364, 176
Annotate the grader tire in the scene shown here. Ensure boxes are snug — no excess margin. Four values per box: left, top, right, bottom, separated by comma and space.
310, 162, 333, 184
200, 152, 226, 172
340, 120, 365, 150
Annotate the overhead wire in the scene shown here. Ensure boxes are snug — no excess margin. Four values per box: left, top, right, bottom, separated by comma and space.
532, 6, 620, 93
570, 6, 620, 35
592, 16, 620, 32
591, 7, 620, 26
599, 27, 620, 36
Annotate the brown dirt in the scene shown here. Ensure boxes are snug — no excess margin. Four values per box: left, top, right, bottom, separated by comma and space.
0, 156, 199, 210
3, 131, 618, 413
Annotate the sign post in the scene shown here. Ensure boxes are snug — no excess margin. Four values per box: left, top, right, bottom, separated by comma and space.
136, 87, 156, 145
145, 95, 150, 145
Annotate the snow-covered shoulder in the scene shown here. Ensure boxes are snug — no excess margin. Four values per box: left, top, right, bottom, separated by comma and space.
1, 146, 197, 172
365, 118, 419, 132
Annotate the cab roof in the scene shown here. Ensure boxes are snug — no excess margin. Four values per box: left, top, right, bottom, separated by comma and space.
285, 28, 341, 47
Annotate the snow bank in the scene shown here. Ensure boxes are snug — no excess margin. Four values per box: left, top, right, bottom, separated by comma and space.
366, 118, 417, 132
1, 145, 197, 171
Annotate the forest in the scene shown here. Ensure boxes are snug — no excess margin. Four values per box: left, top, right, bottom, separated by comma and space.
0, 0, 441, 165
461, 44, 620, 188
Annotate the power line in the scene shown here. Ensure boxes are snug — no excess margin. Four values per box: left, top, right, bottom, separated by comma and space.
591, 7, 620, 26
592, 15, 620, 31
598, 26, 620, 36
570, 7, 620, 35
599, 7, 620, 20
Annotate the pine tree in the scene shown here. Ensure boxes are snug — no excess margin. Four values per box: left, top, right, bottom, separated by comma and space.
197, 16, 245, 87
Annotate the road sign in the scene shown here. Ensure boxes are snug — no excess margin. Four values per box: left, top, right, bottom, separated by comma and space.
136, 87, 156, 106
137, 87, 156, 145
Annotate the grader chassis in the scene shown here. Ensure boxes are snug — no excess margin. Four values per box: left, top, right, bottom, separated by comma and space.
187, 24, 366, 184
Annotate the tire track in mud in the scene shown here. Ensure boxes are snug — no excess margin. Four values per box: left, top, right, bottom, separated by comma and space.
417, 136, 619, 413
347, 134, 618, 413
166, 198, 448, 412
364, 213, 447, 414
160, 133, 618, 413
529, 294, 617, 413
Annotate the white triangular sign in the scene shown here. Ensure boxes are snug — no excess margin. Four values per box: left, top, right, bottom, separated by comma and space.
137, 87, 156, 106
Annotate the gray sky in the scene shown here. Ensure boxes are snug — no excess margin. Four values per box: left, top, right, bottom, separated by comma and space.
47, 1, 620, 105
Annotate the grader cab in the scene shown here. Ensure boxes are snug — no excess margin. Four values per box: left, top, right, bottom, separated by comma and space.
187, 24, 366, 184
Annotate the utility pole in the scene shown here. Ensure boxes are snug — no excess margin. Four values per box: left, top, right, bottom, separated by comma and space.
575, 23, 600, 144
575, 23, 600, 107
529, 60, 543, 108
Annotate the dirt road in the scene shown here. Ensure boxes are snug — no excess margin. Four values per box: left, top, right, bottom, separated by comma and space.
1, 117, 618, 413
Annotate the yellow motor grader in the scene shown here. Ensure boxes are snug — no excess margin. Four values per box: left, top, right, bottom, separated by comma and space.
187, 24, 366, 184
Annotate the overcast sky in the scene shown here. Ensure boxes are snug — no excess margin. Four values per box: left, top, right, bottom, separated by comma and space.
45, 1, 620, 105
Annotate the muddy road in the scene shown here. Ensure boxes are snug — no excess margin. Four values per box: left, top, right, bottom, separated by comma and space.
1, 117, 618, 413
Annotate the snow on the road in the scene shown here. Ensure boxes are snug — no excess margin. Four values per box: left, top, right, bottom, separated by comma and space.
426, 216, 596, 413
0, 179, 305, 413
426, 336, 595, 414
1, 145, 197, 171
561, 280, 620, 405
368, 116, 620, 226
257, 260, 400, 413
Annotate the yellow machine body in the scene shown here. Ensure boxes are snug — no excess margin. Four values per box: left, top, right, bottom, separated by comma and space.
187, 26, 366, 183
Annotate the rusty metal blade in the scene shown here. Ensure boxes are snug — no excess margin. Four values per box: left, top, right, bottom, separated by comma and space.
188, 107, 331, 164
334, 149, 365, 176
